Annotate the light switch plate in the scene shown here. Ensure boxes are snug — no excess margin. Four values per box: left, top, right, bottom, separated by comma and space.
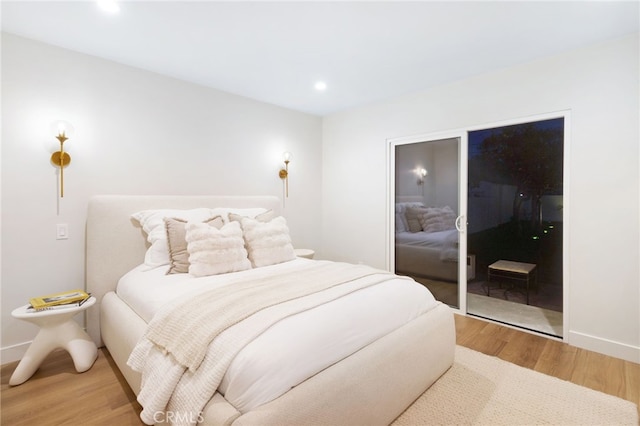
56, 223, 69, 240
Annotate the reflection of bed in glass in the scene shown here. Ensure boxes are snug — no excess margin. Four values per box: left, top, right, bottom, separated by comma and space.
396, 229, 459, 281
395, 199, 459, 282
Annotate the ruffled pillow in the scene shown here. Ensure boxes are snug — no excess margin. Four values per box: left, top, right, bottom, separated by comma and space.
186, 221, 251, 277
240, 216, 295, 268
418, 206, 456, 233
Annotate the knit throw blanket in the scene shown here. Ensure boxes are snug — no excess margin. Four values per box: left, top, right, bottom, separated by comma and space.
128, 261, 399, 425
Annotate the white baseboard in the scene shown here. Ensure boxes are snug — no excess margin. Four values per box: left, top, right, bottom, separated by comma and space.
568, 330, 640, 363
1, 341, 31, 365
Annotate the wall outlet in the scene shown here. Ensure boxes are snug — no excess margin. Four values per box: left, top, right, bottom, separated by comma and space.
56, 223, 69, 240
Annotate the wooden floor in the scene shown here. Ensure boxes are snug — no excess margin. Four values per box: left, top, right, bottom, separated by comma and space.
2, 314, 638, 425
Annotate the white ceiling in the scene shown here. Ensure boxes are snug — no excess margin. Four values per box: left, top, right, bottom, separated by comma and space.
2, 1, 638, 116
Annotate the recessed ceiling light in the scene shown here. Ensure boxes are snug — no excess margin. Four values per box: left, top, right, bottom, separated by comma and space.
97, 0, 120, 14
314, 81, 327, 91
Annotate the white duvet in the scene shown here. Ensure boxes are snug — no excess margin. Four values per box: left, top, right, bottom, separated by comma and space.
396, 228, 459, 261
118, 258, 438, 417
395, 228, 458, 247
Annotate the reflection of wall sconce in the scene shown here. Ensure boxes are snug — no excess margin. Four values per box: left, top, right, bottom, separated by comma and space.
50, 121, 74, 198
278, 151, 292, 197
416, 167, 427, 185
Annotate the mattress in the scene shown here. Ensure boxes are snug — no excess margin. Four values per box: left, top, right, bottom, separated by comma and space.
117, 258, 439, 413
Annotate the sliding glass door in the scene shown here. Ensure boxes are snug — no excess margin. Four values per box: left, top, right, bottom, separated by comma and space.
465, 117, 564, 337
390, 112, 567, 338
393, 137, 461, 309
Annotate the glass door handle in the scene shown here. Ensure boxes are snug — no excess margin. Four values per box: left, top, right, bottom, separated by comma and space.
455, 215, 464, 232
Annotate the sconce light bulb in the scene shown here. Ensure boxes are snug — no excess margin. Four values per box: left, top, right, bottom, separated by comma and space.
279, 151, 292, 199
51, 120, 74, 140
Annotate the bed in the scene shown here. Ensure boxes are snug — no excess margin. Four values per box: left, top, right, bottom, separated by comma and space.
86, 195, 455, 426
394, 197, 461, 282
395, 228, 459, 281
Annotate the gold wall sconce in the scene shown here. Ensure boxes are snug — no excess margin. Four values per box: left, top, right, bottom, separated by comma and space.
50, 120, 74, 198
278, 151, 292, 197
416, 167, 427, 185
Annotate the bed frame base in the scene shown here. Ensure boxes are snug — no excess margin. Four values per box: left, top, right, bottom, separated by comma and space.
102, 290, 454, 426
88, 195, 456, 426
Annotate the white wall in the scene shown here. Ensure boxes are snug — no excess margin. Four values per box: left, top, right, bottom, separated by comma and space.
395, 142, 430, 202
322, 34, 639, 362
1, 33, 323, 362
2, 32, 638, 366
395, 139, 458, 210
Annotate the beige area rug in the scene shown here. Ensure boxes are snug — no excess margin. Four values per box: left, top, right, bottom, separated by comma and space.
393, 346, 638, 425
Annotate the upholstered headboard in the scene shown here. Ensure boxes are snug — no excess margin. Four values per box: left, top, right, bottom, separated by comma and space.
395, 196, 425, 204
85, 195, 281, 345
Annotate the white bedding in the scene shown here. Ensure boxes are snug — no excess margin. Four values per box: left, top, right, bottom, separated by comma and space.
117, 258, 438, 415
396, 228, 459, 263
396, 228, 458, 247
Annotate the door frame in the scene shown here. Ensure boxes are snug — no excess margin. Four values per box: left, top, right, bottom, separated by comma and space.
387, 110, 570, 340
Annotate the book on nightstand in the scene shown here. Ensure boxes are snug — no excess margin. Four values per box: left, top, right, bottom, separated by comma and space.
28, 289, 91, 311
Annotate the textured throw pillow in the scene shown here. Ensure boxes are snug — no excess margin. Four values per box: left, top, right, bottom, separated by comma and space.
164, 216, 224, 274
240, 215, 295, 268
405, 206, 430, 233
185, 221, 251, 277
419, 206, 457, 233
132, 208, 215, 269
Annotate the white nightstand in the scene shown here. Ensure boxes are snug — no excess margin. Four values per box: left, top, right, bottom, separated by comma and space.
294, 249, 315, 259
10, 297, 98, 386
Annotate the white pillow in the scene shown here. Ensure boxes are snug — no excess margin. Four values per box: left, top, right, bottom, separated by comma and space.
395, 212, 407, 233
132, 208, 215, 269
241, 216, 295, 268
229, 209, 276, 224
186, 221, 251, 277
211, 207, 268, 223
395, 202, 424, 214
